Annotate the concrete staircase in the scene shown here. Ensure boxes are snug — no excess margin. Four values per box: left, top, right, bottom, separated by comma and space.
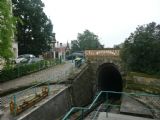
97, 112, 154, 120
85, 95, 158, 120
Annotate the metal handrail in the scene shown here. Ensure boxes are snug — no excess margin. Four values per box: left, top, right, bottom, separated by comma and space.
92, 103, 104, 120
13, 80, 50, 96
62, 91, 160, 120
9, 80, 51, 115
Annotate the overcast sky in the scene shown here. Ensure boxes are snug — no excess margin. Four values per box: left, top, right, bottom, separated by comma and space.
42, 0, 160, 47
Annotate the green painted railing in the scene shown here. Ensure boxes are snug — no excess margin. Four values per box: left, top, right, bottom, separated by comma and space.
10, 80, 51, 115
62, 91, 160, 120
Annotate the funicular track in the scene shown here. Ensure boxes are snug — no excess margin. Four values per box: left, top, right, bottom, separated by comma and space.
85, 99, 120, 120
63, 92, 120, 120
64, 98, 121, 120
62, 91, 160, 120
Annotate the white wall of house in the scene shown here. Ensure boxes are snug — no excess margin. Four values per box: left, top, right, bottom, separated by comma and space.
55, 42, 66, 61
58, 51, 65, 61
12, 41, 18, 58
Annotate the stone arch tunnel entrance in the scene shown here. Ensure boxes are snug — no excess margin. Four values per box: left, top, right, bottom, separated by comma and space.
98, 63, 123, 100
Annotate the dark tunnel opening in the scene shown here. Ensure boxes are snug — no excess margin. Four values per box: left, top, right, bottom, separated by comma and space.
98, 63, 123, 100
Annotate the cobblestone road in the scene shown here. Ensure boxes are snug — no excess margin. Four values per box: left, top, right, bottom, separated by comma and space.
0, 60, 76, 120
0, 61, 75, 93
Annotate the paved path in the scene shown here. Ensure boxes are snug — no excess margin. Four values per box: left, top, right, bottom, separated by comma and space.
120, 95, 153, 117
0, 61, 75, 93
97, 112, 154, 120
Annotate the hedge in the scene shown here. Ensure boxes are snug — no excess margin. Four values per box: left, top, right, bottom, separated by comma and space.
0, 59, 60, 82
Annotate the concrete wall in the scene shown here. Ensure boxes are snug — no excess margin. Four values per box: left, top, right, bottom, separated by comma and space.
132, 76, 160, 86
70, 64, 94, 107
18, 87, 73, 120
18, 64, 94, 120
19, 62, 124, 120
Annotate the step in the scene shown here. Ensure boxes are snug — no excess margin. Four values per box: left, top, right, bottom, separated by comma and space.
120, 95, 153, 118
97, 112, 154, 120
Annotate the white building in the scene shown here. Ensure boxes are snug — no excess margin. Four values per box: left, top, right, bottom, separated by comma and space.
12, 41, 18, 58
55, 42, 66, 62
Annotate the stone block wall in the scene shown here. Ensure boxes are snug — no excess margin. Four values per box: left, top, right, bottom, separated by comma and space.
18, 87, 72, 120
70, 64, 94, 107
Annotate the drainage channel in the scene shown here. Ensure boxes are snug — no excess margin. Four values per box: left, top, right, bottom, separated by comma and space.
0, 85, 67, 120
85, 96, 158, 120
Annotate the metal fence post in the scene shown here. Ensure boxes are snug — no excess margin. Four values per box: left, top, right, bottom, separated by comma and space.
43, 60, 46, 69
17, 65, 19, 77
34, 87, 37, 95
106, 92, 108, 118
39, 61, 40, 70
81, 109, 84, 120
48, 81, 50, 95
0, 97, 2, 110
60, 56, 62, 64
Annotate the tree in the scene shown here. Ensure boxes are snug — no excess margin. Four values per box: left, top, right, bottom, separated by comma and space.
114, 43, 123, 49
12, 0, 53, 56
71, 40, 81, 52
0, 0, 15, 60
120, 22, 160, 75
71, 30, 103, 52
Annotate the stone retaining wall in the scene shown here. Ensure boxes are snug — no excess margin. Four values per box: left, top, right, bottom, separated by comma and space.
71, 64, 93, 106
18, 64, 94, 120
18, 87, 72, 120
132, 76, 160, 86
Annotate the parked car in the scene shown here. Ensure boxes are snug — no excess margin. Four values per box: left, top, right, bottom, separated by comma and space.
18, 58, 43, 65
27, 57, 43, 64
15, 54, 35, 64
66, 52, 84, 60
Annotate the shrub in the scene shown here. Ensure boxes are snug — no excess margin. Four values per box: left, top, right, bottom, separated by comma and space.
0, 59, 60, 82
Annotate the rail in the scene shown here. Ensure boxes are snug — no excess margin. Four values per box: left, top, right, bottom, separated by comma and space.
9, 80, 51, 115
62, 91, 160, 120
0, 61, 79, 116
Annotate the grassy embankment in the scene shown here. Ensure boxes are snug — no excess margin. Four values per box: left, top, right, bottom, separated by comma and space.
124, 72, 160, 94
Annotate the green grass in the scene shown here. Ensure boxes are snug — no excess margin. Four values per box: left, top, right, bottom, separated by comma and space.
125, 83, 160, 94
124, 71, 160, 94
128, 72, 160, 79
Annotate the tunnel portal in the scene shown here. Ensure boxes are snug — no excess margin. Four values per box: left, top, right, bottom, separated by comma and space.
98, 63, 123, 100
